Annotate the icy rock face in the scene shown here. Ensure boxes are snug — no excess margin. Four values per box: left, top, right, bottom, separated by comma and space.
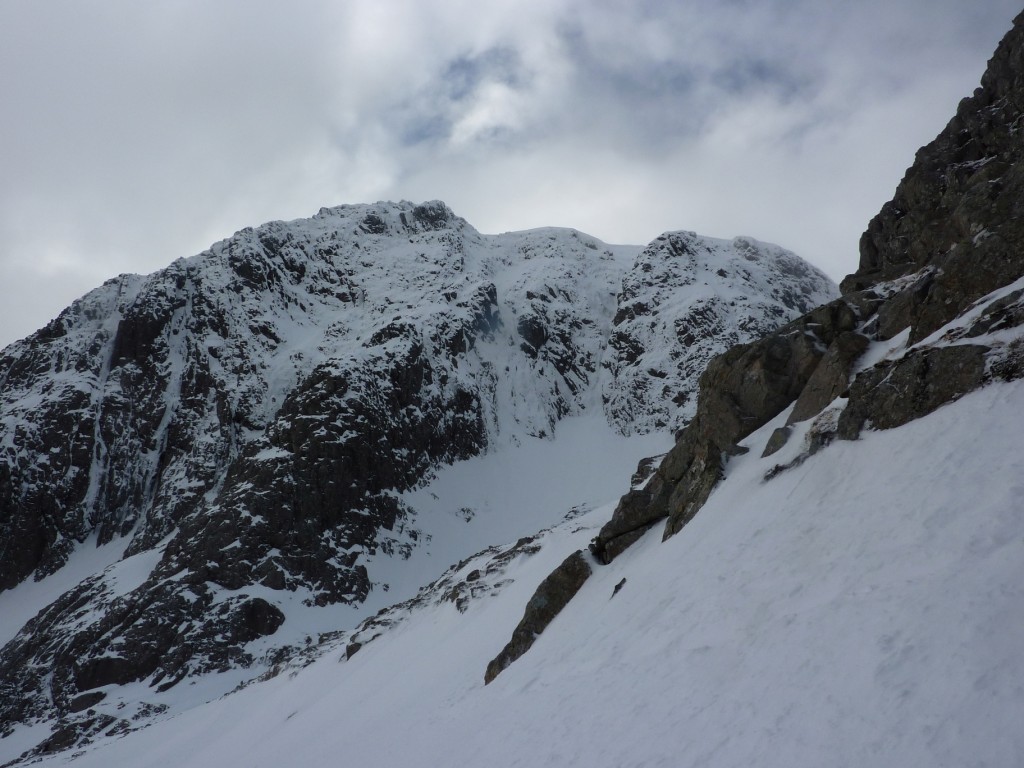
0, 199, 833, 744
603, 232, 834, 434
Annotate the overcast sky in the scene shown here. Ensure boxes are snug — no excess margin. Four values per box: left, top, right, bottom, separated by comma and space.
1, 1, 1019, 348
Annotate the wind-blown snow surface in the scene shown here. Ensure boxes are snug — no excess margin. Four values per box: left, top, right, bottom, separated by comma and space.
17, 377, 1024, 767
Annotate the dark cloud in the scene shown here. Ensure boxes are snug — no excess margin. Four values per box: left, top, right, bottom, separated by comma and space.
399, 46, 530, 146
0, 0, 1020, 347
710, 57, 815, 103
445, 48, 526, 101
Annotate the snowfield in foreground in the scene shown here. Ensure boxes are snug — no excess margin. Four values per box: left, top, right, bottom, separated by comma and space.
20, 378, 1024, 768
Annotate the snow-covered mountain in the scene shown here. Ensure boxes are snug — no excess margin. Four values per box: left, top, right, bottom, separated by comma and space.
0, 199, 834, 758
5, 8, 1024, 764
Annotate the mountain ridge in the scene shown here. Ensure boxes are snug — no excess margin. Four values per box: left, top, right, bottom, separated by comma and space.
0, 202, 835, 756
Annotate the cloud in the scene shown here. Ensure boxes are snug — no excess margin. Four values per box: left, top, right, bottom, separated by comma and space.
0, 0, 1020, 347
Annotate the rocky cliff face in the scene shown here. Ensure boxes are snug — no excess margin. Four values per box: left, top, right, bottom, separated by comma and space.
849, 10, 1024, 345
592, 10, 1024, 561
0, 200, 834, 752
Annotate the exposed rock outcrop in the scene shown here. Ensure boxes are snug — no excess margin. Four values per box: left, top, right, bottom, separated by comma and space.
592, 298, 861, 559
484, 550, 592, 685
787, 332, 869, 425
837, 344, 989, 439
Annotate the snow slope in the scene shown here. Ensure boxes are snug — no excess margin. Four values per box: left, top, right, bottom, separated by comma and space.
0, 415, 670, 761
13, 365, 1023, 767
